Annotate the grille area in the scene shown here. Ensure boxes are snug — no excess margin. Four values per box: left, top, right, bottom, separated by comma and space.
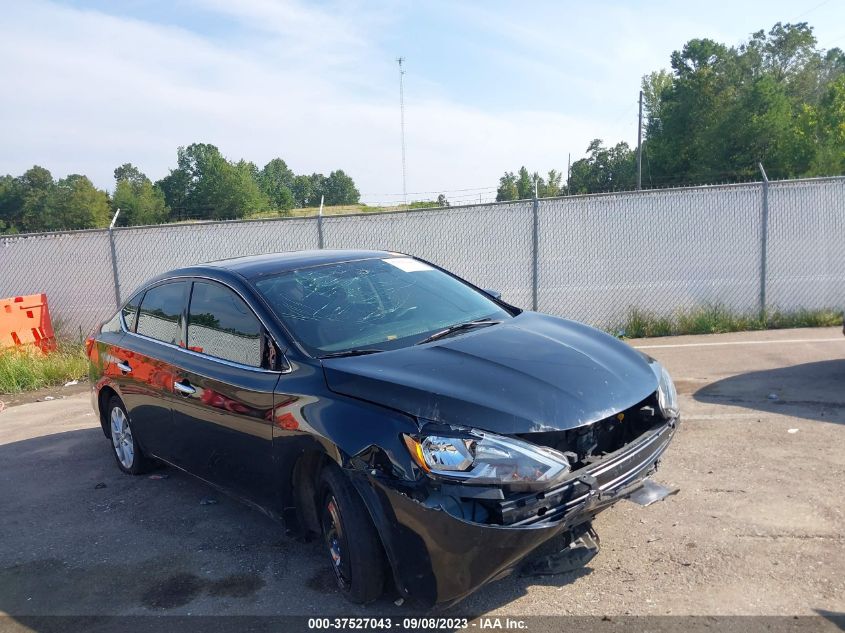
517, 393, 662, 470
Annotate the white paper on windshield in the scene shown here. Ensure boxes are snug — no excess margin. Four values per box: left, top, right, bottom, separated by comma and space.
383, 257, 433, 272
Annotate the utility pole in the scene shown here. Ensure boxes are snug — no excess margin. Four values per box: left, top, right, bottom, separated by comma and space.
637, 89, 643, 190
397, 57, 408, 208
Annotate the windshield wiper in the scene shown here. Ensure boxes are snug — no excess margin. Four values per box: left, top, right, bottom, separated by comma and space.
416, 318, 501, 346
319, 348, 385, 359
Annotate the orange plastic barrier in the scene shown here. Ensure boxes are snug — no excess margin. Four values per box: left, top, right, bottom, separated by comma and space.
0, 294, 56, 352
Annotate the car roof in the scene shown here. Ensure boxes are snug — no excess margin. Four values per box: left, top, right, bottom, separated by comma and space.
175, 249, 401, 280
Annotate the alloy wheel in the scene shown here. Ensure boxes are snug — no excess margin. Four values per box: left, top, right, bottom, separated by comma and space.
322, 494, 351, 590
110, 406, 135, 469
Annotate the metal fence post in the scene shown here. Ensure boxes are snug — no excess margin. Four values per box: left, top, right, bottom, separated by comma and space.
757, 163, 769, 317
317, 195, 325, 249
531, 196, 540, 311
108, 228, 121, 308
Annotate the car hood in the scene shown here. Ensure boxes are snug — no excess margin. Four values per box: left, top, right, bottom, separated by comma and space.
321, 312, 658, 435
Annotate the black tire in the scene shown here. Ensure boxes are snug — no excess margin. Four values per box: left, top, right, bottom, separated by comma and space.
106, 395, 153, 475
319, 463, 386, 604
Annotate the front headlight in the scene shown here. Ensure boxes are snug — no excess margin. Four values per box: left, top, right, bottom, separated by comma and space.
652, 361, 679, 419
403, 430, 571, 489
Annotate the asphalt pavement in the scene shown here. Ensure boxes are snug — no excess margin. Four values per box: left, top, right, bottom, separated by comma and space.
0, 327, 843, 624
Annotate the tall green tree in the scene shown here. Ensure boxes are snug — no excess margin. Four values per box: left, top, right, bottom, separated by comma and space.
112, 163, 168, 226
157, 144, 269, 220
641, 22, 845, 185
540, 169, 563, 197
308, 173, 327, 206
114, 163, 145, 185
322, 169, 360, 205
807, 75, 845, 174
53, 174, 111, 229
2, 167, 112, 232
291, 174, 313, 208
568, 140, 636, 193
496, 168, 563, 200
515, 167, 534, 199
18, 166, 57, 231
258, 158, 295, 212
496, 172, 518, 201
0, 174, 24, 232
1, 146, 363, 232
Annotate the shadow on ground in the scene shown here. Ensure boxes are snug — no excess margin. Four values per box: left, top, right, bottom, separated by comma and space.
0, 427, 591, 623
694, 360, 845, 425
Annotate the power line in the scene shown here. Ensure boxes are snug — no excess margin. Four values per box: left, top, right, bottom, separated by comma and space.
790, 0, 833, 21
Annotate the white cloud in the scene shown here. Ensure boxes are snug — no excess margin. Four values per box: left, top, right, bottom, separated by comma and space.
3, 0, 841, 204
0, 0, 603, 203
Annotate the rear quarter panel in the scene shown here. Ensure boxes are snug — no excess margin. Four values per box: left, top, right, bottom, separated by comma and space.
88, 330, 125, 435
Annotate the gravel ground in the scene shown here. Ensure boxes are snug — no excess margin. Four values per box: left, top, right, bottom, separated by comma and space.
0, 327, 843, 625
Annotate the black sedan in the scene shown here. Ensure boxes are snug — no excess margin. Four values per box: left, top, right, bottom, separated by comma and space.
86, 250, 680, 607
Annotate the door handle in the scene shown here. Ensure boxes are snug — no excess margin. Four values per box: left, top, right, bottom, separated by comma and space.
173, 380, 196, 396
116, 361, 132, 374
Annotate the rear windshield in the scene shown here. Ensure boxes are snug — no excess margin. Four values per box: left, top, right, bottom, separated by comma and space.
254, 257, 510, 356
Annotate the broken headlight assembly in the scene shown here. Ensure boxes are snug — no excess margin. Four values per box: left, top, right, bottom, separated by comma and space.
403, 430, 571, 490
652, 361, 679, 419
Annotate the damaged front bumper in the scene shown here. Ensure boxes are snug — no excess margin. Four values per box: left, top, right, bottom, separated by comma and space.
351, 416, 678, 608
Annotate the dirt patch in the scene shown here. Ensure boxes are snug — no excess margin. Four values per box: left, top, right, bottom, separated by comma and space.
0, 379, 90, 409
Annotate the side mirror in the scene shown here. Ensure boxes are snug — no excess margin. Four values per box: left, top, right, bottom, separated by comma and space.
482, 288, 502, 301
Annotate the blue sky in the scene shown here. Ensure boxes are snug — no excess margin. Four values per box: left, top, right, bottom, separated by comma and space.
3, 0, 844, 205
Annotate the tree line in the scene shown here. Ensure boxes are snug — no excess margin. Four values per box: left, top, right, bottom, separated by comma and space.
496, 22, 845, 200
0, 142, 360, 233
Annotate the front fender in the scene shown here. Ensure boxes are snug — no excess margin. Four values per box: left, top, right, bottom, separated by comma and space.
349, 473, 563, 608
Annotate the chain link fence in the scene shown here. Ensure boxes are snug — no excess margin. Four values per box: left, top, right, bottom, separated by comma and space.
1, 176, 843, 339
767, 178, 845, 312
537, 184, 765, 326
0, 229, 116, 338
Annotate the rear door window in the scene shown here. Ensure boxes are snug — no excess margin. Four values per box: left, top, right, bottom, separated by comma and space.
101, 290, 143, 333
186, 281, 263, 367
136, 282, 188, 345
121, 291, 143, 332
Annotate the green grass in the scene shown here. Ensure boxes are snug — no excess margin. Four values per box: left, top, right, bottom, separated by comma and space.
0, 342, 88, 394
241, 201, 436, 220
618, 305, 843, 339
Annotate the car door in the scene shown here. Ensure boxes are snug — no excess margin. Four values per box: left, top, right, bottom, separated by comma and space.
112, 281, 188, 462
169, 279, 281, 505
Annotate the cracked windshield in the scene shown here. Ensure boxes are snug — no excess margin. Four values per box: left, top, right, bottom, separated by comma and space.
255, 257, 511, 355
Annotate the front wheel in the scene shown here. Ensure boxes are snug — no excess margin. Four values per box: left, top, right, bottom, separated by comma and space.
319, 464, 386, 604
107, 395, 152, 475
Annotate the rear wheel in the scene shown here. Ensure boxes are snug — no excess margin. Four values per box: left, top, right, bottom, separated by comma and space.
107, 395, 152, 475
319, 464, 386, 604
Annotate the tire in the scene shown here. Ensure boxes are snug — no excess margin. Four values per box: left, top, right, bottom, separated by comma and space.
319, 463, 386, 604
107, 395, 152, 475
